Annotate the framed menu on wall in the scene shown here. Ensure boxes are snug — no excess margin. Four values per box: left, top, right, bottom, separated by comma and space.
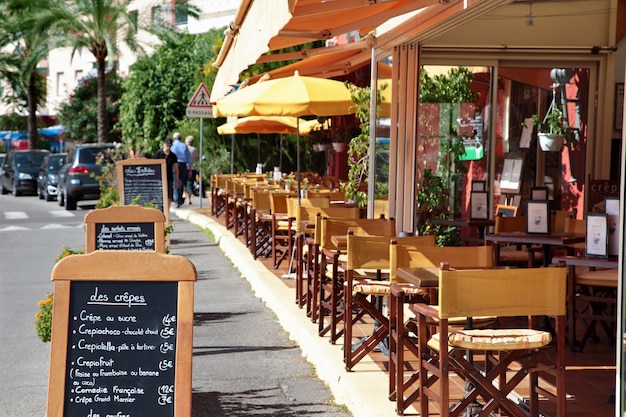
500, 159, 523, 194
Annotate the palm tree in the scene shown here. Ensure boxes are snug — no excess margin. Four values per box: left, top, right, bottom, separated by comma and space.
0, 0, 58, 150
39, 0, 140, 144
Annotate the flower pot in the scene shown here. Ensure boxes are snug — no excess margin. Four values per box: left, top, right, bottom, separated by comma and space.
332, 142, 347, 153
538, 133, 565, 152
313, 143, 328, 152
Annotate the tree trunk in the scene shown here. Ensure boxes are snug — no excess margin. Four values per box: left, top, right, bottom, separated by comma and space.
27, 71, 39, 150
96, 57, 108, 144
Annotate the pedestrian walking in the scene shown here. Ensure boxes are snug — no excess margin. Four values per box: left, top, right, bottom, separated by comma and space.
153, 138, 179, 203
171, 132, 191, 207
185, 135, 200, 205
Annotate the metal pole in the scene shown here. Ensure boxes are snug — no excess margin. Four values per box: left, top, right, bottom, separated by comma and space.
231, 134, 235, 174
199, 117, 204, 209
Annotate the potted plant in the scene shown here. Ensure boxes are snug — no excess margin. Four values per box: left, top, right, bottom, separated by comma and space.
531, 104, 576, 152
309, 128, 330, 152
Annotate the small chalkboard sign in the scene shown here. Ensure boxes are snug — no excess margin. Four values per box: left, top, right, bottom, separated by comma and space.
47, 251, 197, 417
84, 205, 166, 253
116, 159, 168, 220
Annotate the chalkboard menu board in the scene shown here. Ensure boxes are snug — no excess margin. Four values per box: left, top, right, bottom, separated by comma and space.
116, 159, 168, 217
96, 222, 155, 251
84, 206, 166, 253
47, 251, 196, 417
65, 281, 177, 416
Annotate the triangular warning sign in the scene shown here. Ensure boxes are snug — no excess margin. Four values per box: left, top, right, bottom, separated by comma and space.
187, 83, 212, 108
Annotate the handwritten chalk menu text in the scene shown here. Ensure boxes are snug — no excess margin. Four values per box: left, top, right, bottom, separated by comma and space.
48, 252, 195, 417
65, 281, 177, 417
95, 223, 155, 251
121, 162, 165, 211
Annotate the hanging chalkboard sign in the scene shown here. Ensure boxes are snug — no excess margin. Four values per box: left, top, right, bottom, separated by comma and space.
47, 251, 197, 417
84, 205, 166, 253
116, 159, 168, 219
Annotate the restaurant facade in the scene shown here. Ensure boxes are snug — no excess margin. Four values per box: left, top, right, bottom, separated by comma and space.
211, 1, 626, 413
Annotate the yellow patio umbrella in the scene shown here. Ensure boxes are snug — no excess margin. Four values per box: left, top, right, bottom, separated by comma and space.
216, 116, 321, 135
216, 116, 322, 169
215, 71, 355, 201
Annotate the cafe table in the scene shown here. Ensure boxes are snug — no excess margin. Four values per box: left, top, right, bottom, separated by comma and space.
331, 235, 347, 251
431, 218, 495, 244
552, 255, 618, 351
484, 231, 585, 267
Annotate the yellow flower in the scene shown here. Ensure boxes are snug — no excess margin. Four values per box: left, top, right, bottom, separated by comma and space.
35, 313, 41, 319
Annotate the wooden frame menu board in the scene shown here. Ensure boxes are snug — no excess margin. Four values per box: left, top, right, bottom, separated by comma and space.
46, 251, 197, 417
116, 159, 169, 221
84, 205, 166, 252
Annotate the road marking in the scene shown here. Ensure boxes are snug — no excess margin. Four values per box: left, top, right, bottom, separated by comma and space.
49, 210, 76, 218
41, 224, 82, 229
0, 225, 30, 231
4, 211, 28, 220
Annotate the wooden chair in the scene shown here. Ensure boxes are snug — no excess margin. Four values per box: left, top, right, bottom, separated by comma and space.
210, 174, 233, 217
388, 245, 494, 414
305, 209, 363, 323
270, 191, 297, 269
413, 264, 567, 417
249, 188, 273, 260
293, 205, 359, 311
492, 215, 542, 267
306, 189, 347, 202
551, 209, 577, 233
562, 217, 586, 256
566, 265, 617, 351
342, 232, 435, 370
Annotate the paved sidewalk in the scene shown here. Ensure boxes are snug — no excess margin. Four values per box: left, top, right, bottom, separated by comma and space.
173, 204, 402, 417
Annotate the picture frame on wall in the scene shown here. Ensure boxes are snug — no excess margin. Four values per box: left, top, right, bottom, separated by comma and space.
470, 192, 489, 220
530, 186, 548, 201
471, 180, 486, 192
605, 197, 620, 257
526, 200, 550, 234
586, 213, 609, 258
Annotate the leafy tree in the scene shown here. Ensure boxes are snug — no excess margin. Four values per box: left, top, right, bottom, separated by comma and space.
119, 30, 222, 155
57, 72, 124, 143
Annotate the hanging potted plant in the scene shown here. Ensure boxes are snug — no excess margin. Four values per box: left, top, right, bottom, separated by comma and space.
531, 100, 576, 152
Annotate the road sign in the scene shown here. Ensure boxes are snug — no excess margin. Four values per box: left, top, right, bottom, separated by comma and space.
186, 83, 214, 118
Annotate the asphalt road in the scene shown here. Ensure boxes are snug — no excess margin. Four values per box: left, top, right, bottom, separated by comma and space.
0, 193, 351, 417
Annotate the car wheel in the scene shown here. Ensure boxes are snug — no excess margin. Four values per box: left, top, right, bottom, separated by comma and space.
12, 181, 20, 197
58, 188, 65, 206
65, 193, 77, 210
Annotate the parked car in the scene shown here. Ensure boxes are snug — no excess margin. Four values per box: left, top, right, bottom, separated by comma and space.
37, 152, 68, 201
57, 144, 114, 210
1, 149, 50, 196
